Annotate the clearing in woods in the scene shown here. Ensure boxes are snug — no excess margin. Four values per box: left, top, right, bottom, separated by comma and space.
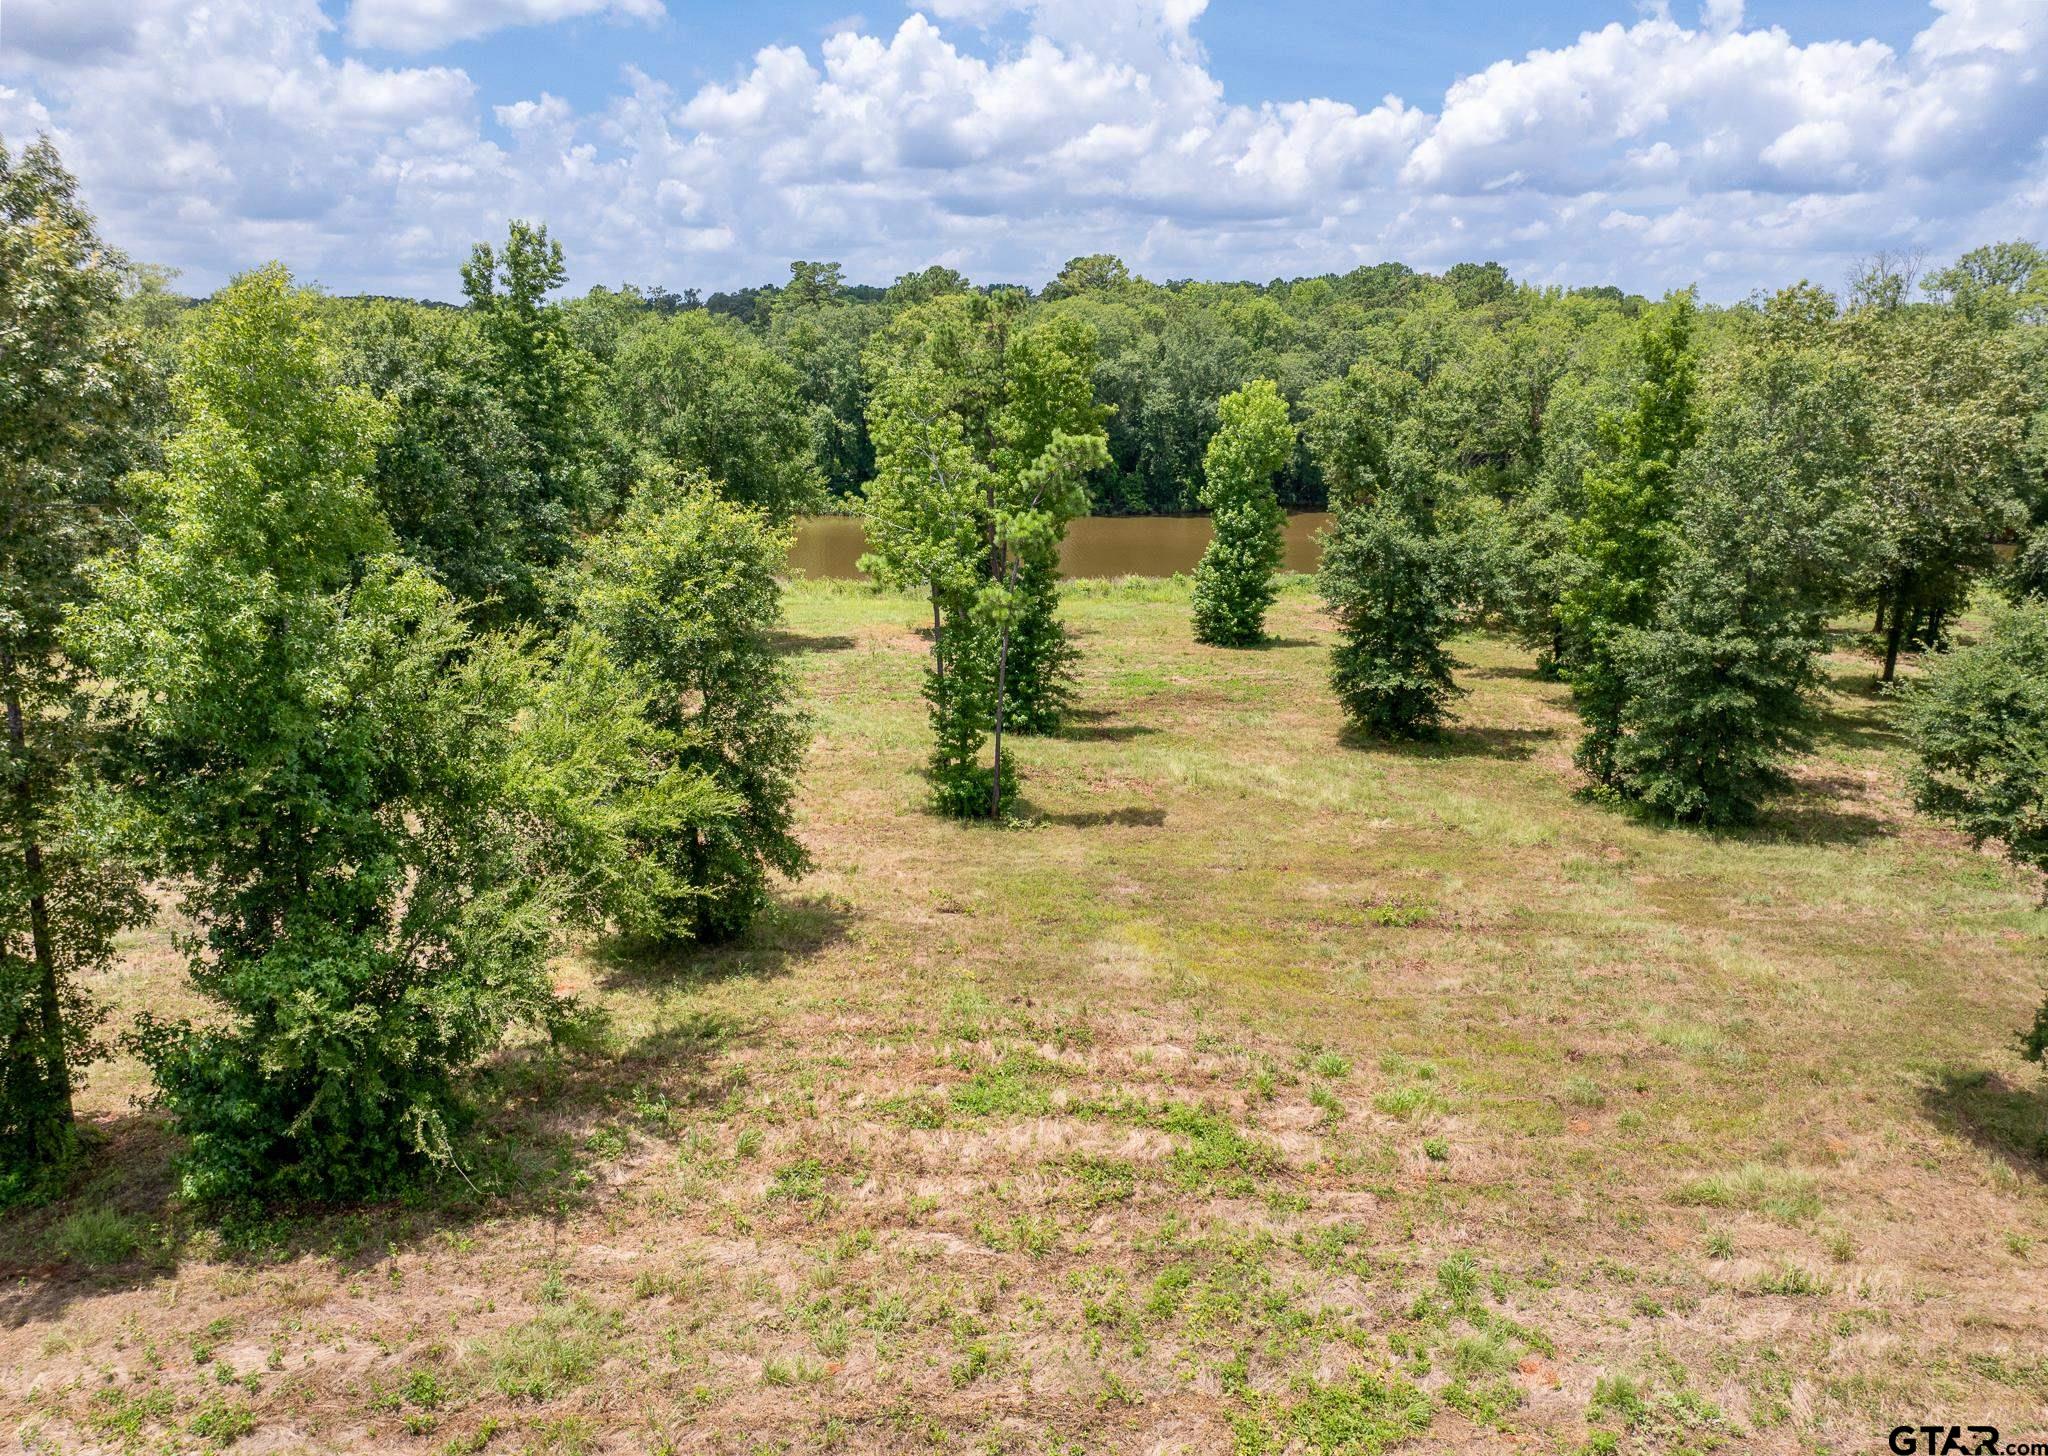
4, 577, 2046, 1453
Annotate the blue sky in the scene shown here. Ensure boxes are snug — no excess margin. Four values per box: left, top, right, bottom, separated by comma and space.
1, 0, 2041, 300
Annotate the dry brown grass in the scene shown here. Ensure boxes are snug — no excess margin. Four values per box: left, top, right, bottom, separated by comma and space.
4, 576, 2047, 1454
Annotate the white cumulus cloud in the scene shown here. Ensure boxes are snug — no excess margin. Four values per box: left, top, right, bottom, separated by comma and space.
345, 0, 664, 53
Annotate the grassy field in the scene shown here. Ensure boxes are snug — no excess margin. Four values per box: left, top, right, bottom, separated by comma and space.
5, 575, 2047, 1455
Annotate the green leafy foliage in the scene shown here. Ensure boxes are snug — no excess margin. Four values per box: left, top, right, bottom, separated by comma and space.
610, 312, 823, 519
1600, 301, 1862, 825
508, 625, 742, 942
1850, 305, 2031, 680
862, 293, 1108, 815
334, 301, 545, 625
1559, 291, 1700, 784
458, 220, 615, 607
562, 481, 812, 941
1903, 601, 2048, 888
1605, 550, 1823, 827
1318, 495, 1466, 740
1309, 364, 1466, 739
72, 267, 563, 1203
1193, 380, 1295, 646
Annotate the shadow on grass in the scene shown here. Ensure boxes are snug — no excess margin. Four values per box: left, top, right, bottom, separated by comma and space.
1345, 723, 1558, 761
591, 891, 854, 995
1059, 722, 1159, 742
0, 898, 850, 1328
1919, 1066, 2048, 1175
769, 630, 857, 655
1813, 696, 1909, 755
1745, 767, 1897, 845
1038, 805, 1167, 828
1750, 798, 1893, 846
1053, 706, 1159, 744
1466, 663, 1557, 683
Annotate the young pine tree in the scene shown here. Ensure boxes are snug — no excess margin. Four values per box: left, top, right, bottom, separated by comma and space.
1309, 364, 1466, 739
561, 480, 812, 942
0, 137, 149, 1199
72, 268, 562, 1203
1192, 380, 1294, 646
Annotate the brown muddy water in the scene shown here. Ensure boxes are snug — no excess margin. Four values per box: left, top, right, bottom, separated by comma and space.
787, 512, 1334, 580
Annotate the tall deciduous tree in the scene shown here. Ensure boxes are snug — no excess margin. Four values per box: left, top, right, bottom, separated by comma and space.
1848, 306, 2032, 680
73, 267, 562, 1203
1192, 380, 1294, 646
1042, 254, 1131, 300
0, 136, 148, 1196
334, 301, 543, 625
1924, 241, 2048, 331
460, 221, 613, 603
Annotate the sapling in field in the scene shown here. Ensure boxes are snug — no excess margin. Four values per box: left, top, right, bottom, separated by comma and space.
1192, 379, 1294, 647
863, 294, 1108, 816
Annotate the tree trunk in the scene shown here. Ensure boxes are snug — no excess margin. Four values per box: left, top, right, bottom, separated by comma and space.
989, 622, 1009, 820
1880, 592, 1906, 683
1872, 599, 1886, 634
0, 644, 72, 1154
687, 827, 719, 943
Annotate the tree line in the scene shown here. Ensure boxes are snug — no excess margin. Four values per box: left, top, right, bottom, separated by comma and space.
5, 132, 2046, 1211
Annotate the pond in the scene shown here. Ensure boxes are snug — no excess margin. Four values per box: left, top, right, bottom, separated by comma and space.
788, 512, 1334, 580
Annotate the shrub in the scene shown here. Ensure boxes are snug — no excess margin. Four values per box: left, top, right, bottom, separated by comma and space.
1605, 541, 1824, 826
53, 1206, 142, 1267
1903, 600, 2048, 893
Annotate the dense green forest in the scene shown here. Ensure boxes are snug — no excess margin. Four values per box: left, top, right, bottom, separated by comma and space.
7, 129, 2048, 1206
